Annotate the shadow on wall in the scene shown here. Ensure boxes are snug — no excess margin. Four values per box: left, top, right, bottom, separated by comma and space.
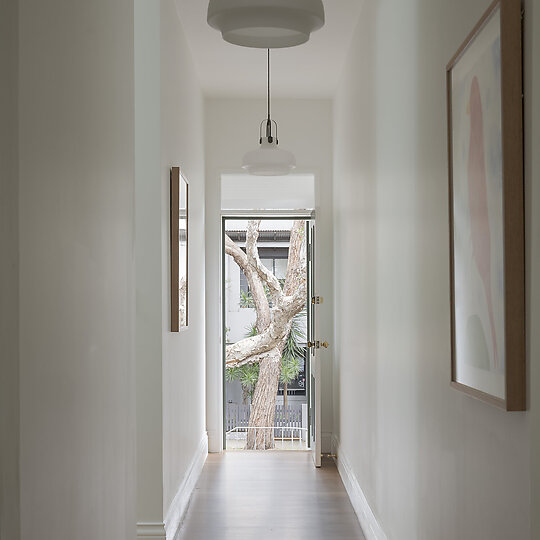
371, 1, 423, 537
413, 0, 451, 536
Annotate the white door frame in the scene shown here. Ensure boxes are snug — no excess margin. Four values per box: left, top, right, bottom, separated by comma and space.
220, 211, 315, 451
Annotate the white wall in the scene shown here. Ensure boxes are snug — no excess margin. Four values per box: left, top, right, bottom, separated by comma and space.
135, 0, 164, 530
221, 173, 315, 210
18, 1, 136, 539
0, 0, 20, 538
160, 0, 207, 520
333, 0, 533, 539
205, 98, 333, 452
135, 1, 207, 536
524, 1, 540, 538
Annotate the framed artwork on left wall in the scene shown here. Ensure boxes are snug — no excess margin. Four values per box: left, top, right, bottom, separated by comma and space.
170, 167, 189, 331
446, 0, 525, 410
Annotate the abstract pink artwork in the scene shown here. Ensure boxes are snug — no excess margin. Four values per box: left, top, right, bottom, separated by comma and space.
447, 0, 525, 410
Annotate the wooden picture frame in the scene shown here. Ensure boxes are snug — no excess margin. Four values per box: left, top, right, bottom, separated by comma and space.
170, 167, 189, 332
446, 0, 525, 410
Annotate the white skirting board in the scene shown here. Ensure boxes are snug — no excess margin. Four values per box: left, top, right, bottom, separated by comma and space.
136, 522, 166, 540
331, 436, 387, 540
165, 433, 208, 540
136, 433, 208, 540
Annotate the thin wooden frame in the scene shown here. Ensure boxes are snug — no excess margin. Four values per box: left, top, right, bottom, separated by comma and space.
447, 0, 525, 410
170, 167, 189, 332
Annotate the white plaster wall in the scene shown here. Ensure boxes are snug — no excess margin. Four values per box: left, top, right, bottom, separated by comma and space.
333, 0, 533, 538
221, 173, 315, 210
161, 0, 207, 516
18, 1, 136, 539
135, 0, 164, 527
205, 98, 333, 452
135, 1, 206, 527
0, 0, 20, 538
524, 0, 540, 537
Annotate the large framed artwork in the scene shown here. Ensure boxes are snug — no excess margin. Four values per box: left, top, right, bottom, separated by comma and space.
170, 167, 189, 331
446, 0, 525, 410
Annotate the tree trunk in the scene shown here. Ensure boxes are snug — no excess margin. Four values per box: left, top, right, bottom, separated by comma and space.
246, 348, 282, 450
242, 384, 250, 405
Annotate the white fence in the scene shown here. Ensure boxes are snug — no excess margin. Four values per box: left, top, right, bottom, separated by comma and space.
226, 426, 308, 451
226, 403, 308, 450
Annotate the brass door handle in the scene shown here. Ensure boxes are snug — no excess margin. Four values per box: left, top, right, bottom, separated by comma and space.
307, 340, 330, 349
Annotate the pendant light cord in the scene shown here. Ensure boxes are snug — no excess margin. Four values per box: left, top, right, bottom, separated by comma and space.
267, 48, 271, 121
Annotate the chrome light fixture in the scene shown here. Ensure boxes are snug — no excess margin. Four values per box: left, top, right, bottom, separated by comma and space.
207, 0, 325, 49
242, 50, 296, 176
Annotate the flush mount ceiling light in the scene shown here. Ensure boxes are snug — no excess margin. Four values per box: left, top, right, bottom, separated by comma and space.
242, 49, 296, 176
207, 0, 325, 49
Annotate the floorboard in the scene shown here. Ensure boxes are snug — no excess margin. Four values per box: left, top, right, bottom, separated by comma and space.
175, 451, 366, 540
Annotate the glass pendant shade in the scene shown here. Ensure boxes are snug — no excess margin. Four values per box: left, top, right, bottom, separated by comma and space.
242, 140, 296, 176
207, 0, 325, 48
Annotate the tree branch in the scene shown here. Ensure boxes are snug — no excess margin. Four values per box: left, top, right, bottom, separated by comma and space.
283, 221, 306, 296
225, 229, 271, 332
224, 235, 248, 268
245, 220, 283, 304
226, 333, 290, 368
224, 220, 307, 368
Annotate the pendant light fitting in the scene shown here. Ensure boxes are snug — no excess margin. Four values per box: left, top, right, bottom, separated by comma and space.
242, 49, 296, 176
207, 0, 325, 49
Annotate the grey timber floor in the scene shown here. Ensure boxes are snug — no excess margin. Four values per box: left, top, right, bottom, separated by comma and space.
175, 451, 366, 540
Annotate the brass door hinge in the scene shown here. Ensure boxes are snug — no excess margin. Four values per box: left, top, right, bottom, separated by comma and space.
311, 296, 323, 305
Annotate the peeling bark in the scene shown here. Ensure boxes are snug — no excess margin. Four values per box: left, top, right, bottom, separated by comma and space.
246, 347, 283, 449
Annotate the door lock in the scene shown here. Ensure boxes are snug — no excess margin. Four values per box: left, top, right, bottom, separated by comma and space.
311, 296, 323, 305
307, 340, 330, 349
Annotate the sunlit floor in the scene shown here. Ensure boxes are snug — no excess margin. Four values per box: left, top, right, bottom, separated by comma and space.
175, 451, 366, 540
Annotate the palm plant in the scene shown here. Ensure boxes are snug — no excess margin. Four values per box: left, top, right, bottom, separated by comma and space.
280, 311, 306, 408
226, 363, 260, 404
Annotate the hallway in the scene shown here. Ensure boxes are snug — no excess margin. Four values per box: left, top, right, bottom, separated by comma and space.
3, 1, 540, 539
175, 452, 366, 540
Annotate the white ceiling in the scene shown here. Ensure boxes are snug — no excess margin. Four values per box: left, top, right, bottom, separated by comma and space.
175, 1, 363, 99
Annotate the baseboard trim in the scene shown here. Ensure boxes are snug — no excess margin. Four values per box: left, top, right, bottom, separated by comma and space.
165, 432, 208, 540
331, 435, 387, 540
137, 522, 166, 540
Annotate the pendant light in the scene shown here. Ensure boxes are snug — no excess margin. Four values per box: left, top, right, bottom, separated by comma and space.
207, 0, 325, 49
242, 49, 296, 176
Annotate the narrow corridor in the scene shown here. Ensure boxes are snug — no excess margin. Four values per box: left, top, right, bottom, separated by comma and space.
176, 452, 366, 540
